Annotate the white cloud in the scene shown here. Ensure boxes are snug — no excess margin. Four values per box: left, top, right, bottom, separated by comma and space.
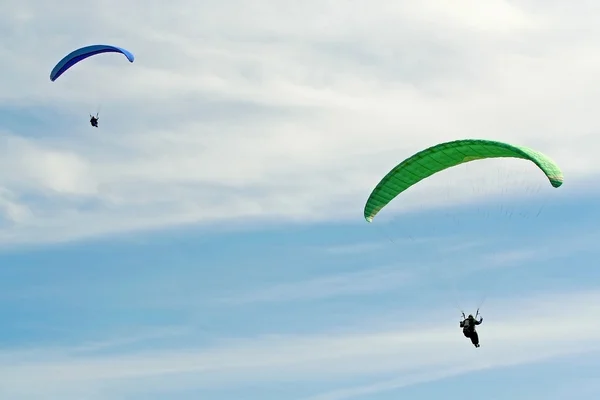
68, 326, 192, 355
0, 289, 598, 398
323, 242, 389, 255
481, 228, 600, 269
218, 265, 414, 304
215, 229, 600, 311
483, 248, 540, 266
0, 188, 32, 224
323, 235, 493, 256
0, 0, 599, 245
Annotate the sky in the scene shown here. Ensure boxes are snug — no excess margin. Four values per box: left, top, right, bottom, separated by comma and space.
0, 0, 599, 398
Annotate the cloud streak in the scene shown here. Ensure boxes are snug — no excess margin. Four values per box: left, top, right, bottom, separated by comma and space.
216, 225, 600, 308
218, 265, 414, 305
0, 289, 598, 398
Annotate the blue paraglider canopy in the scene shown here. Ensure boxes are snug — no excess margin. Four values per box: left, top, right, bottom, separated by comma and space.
50, 44, 135, 81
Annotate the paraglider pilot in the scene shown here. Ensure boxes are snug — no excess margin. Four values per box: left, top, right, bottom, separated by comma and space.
90, 114, 98, 128
460, 313, 483, 348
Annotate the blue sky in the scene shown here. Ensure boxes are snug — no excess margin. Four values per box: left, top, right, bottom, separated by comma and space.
1, 0, 600, 399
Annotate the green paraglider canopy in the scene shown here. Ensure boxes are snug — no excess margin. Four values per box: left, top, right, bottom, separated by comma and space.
364, 139, 563, 222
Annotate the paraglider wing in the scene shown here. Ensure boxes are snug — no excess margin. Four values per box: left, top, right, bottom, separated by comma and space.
50, 44, 135, 81
363, 139, 563, 222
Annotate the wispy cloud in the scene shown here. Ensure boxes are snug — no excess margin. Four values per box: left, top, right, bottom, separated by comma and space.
0, 289, 598, 398
218, 265, 414, 305
321, 235, 438, 255
483, 248, 539, 266
439, 239, 489, 253
218, 227, 599, 307
323, 236, 487, 256
301, 366, 475, 400
302, 345, 596, 400
480, 229, 600, 268
323, 242, 388, 255
68, 326, 192, 355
